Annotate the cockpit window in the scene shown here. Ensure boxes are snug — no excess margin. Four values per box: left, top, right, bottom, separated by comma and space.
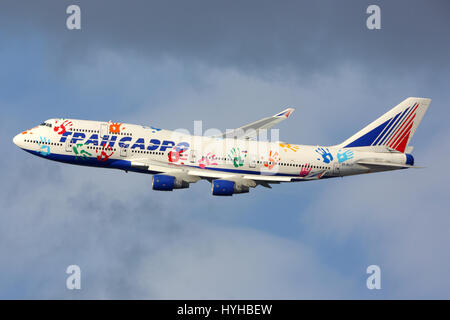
39, 122, 52, 128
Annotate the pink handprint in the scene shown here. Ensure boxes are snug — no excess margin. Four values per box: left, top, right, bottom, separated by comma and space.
299, 163, 312, 177
198, 153, 218, 169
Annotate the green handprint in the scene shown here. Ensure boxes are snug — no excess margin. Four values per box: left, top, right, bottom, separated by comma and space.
229, 147, 246, 168
73, 143, 92, 161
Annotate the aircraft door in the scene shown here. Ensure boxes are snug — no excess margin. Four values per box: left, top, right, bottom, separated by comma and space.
189, 149, 197, 163
244, 139, 256, 168
120, 146, 129, 157
100, 123, 109, 139
65, 136, 72, 152
249, 155, 257, 168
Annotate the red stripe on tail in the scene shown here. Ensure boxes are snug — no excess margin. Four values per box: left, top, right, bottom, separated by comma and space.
394, 129, 412, 153
386, 104, 418, 147
388, 113, 416, 149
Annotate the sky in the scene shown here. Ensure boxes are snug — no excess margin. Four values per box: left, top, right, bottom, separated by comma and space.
1, 0, 449, 299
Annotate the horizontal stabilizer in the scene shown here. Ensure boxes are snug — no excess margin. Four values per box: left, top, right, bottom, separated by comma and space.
357, 160, 423, 169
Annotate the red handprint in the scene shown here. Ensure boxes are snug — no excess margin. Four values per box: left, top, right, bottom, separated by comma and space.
168, 150, 180, 163
96, 145, 114, 162
168, 148, 187, 164
54, 120, 73, 135
299, 163, 312, 177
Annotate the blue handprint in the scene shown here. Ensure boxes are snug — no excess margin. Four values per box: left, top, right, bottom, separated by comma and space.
337, 149, 354, 163
315, 147, 333, 164
38, 136, 51, 156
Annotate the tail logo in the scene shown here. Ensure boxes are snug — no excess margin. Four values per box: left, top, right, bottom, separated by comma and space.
345, 102, 419, 153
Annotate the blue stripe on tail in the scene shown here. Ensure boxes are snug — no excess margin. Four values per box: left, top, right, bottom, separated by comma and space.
377, 106, 412, 145
372, 111, 402, 145
344, 119, 390, 148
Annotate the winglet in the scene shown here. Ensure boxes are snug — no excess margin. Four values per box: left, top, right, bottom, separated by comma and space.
214, 106, 296, 140
274, 108, 295, 119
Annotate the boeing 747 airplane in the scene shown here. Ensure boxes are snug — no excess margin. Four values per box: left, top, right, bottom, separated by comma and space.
13, 97, 430, 196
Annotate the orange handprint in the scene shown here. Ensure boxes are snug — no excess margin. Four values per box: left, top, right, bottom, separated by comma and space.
264, 151, 280, 170
109, 122, 125, 133
279, 143, 300, 152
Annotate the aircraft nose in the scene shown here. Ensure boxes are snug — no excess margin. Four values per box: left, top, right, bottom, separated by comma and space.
13, 133, 21, 147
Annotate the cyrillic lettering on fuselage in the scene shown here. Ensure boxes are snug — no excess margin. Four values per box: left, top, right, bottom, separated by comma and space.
58, 132, 189, 152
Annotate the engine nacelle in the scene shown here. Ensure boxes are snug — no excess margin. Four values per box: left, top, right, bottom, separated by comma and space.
212, 179, 250, 196
152, 174, 189, 191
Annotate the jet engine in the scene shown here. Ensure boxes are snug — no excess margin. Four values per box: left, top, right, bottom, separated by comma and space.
152, 174, 189, 191
211, 179, 250, 196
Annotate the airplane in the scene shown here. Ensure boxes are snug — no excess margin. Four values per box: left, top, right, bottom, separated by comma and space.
12, 97, 430, 196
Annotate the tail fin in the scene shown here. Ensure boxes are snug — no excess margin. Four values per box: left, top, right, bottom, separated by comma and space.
338, 97, 431, 152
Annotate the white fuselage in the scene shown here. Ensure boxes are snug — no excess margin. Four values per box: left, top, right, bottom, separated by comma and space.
13, 118, 411, 182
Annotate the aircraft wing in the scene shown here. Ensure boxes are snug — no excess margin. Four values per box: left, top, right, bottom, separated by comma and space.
214, 107, 295, 140
130, 158, 305, 188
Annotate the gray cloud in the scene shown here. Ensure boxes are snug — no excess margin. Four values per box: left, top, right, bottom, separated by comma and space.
1, 0, 450, 299
1, 0, 449, 77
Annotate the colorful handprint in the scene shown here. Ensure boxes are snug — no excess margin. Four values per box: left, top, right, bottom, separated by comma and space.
109, 122, 126, 133
279, 143, 300, 152
299, 163, 312, 177
54, 120, 73, 135
264, 151, 280, 170
198, 153, 218, 169
168, 147, 188, 164
37, 136, 51, 156
315, 147, 333, 164
96, 146, 114, 162
229, 147, 246, 168
337, 149, 354, 163
73, 144, 92, 160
